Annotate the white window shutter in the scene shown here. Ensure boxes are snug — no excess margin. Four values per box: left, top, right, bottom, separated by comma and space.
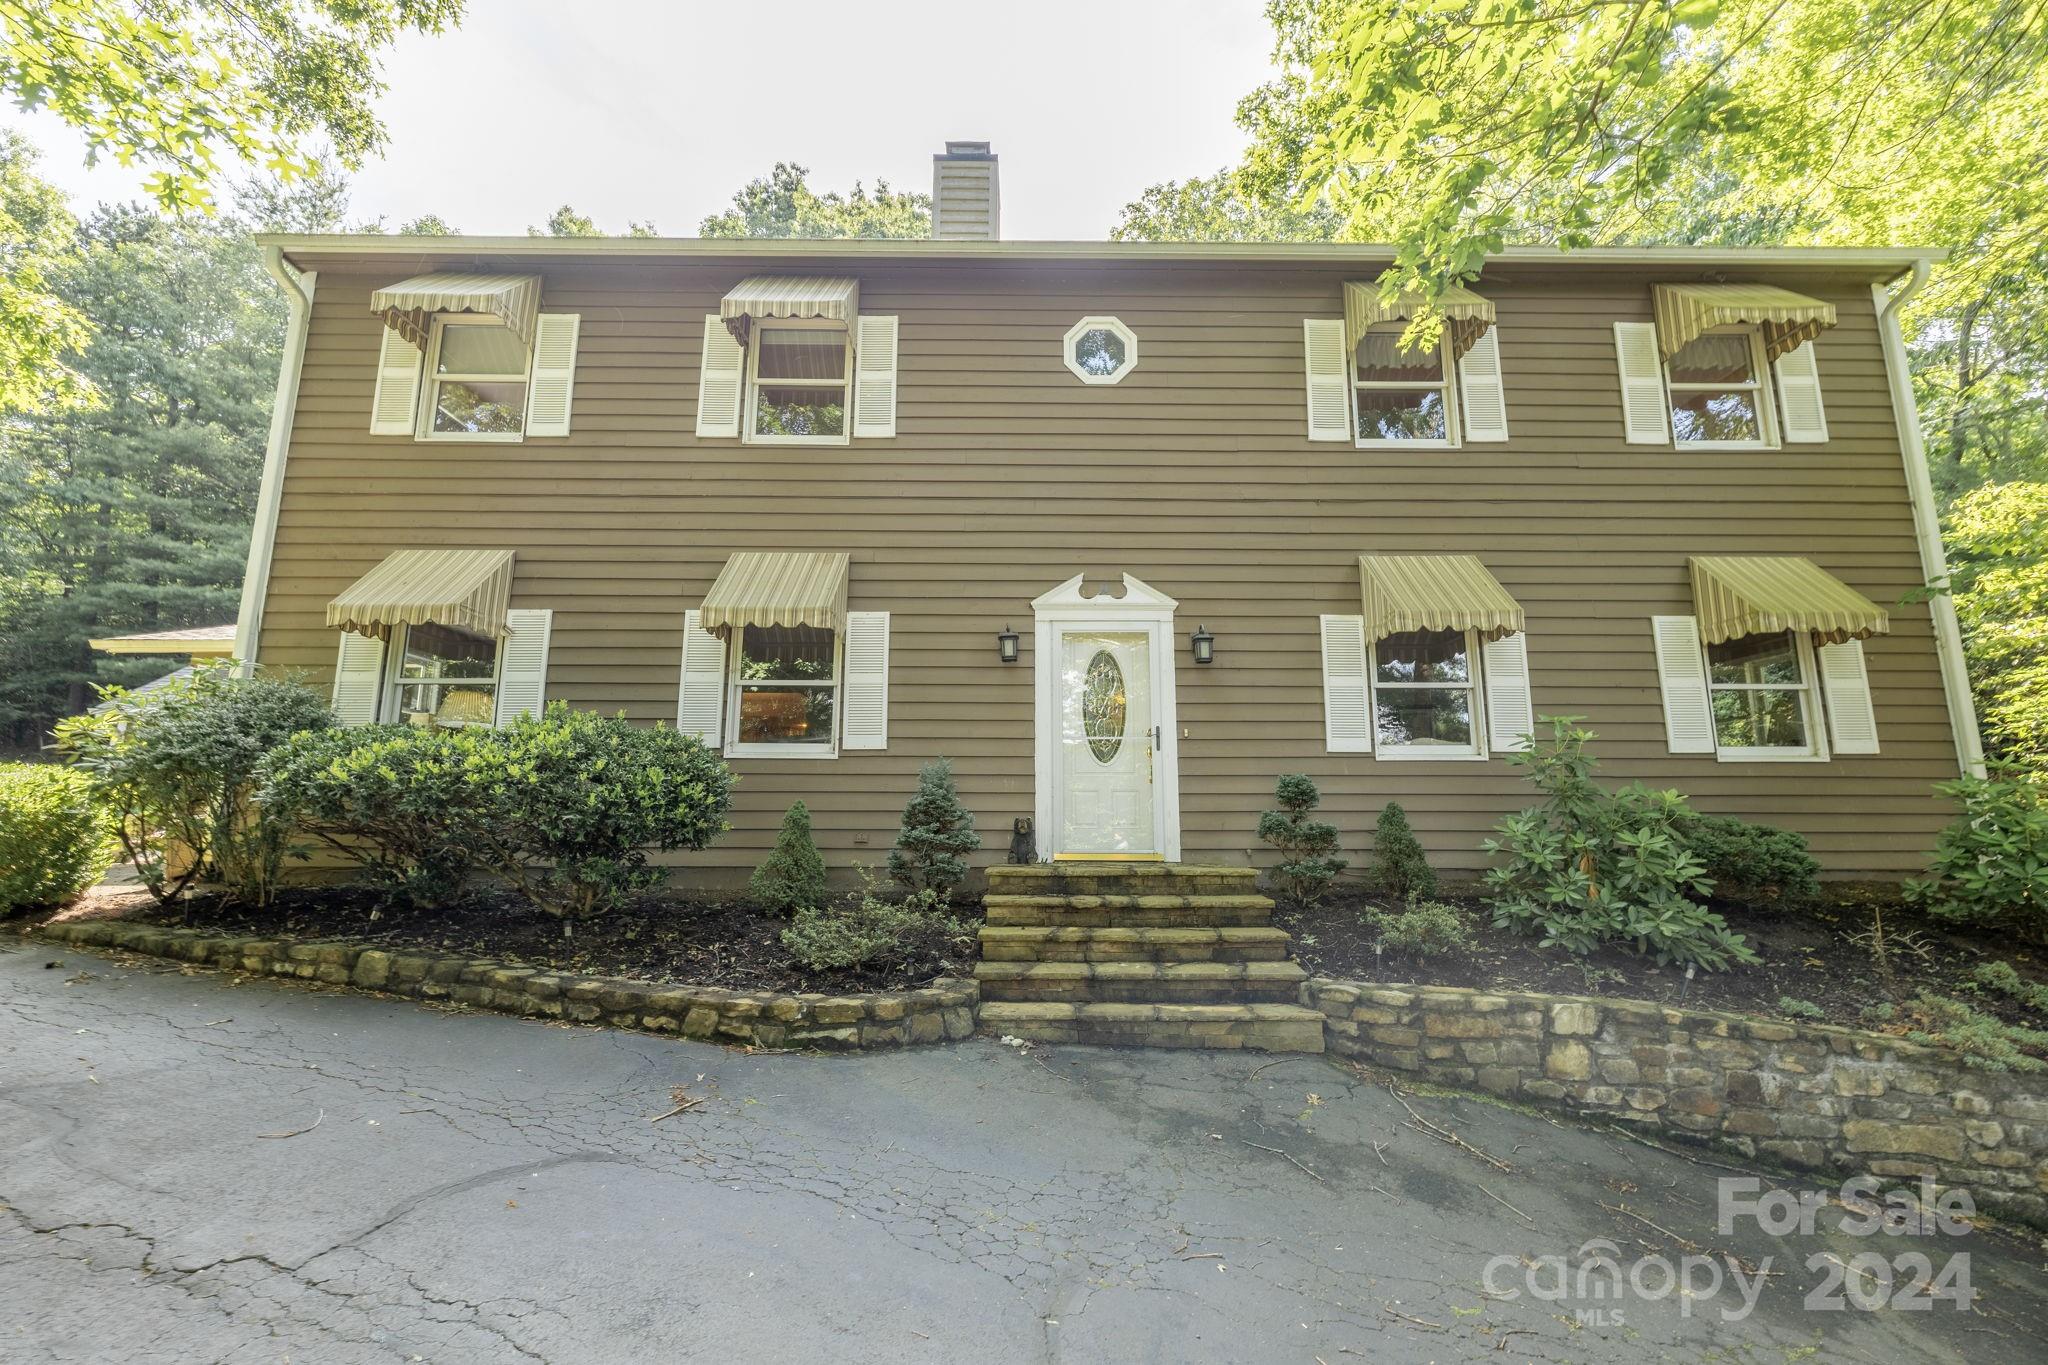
370, 328, 424, 435
695, 314, 744, 438
1302, 319, 1353, 442
1774, 341, 1829, 444
493, 608, 553, 726
1480, 630, 1535, 752
1818, 638, 1879, 754
524, 314, 581, 437
331, 631, 387, 725
852, 315, 899, 438
1319, 614, 1373, 752
841, 610, 890, 749
1651, 616, 1716, 753
1457, 327, 1510, 442
1613, 322, 1671, 445
676, 608, 726, 742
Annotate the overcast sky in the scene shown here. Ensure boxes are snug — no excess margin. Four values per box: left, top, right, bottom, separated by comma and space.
10, 0, 1277, 239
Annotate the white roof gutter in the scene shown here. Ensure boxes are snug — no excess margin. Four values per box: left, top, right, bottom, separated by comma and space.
232, 246, 318, 673
1874, 259, 1986, 777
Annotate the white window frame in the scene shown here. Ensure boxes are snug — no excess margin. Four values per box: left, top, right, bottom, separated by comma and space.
1063, 315, 1138, 385
1371, 626, 1489, 761
1350, 320, 1460, 449
744, 319, 853, 448
723, 625, 842, 759
1703, 629, 1828, 763
417, 315, 532, 444
379, 622, 502, 726
1665, 324, 1779, 451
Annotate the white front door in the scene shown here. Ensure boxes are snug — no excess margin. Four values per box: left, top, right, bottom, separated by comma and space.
1056, 629, 1157, 856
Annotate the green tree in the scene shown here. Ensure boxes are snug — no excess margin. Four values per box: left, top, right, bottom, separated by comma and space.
1, 0, 465, 212
398, 213, 457, 235
753, 800, 828, 914
1945, 482, 2048, 774
0, 131, 90, 418
700, 163, 929, 240
527, 205, 657, 238
0, 188, 325, 740
1112, 168, 1342, 243
1258, 773, 1347, 906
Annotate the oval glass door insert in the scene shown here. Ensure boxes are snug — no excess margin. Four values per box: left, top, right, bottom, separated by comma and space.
1082, 650, 1127, 763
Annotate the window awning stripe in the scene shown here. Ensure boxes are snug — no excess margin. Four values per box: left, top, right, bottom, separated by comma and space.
719, 276, 861, 345
370, 273, 542, 349
1689, 556, 1889, 646
1343, 281, 1496, 360
1359, 554, 1525, 642
699, 551, 851, 638
327, 548, 518, 642
1652, 283, 1837, 363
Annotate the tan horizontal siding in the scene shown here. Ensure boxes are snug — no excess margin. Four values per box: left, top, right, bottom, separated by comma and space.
255, 260, 1958, 881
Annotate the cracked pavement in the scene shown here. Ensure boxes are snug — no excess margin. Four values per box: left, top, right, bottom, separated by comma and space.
4, 940, 2047, 1362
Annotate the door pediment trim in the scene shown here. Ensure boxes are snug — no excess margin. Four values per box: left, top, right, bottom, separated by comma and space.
1031, 572, 1178, 616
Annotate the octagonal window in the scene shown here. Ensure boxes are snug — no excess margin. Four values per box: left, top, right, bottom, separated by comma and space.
1063, 316, 1137, 384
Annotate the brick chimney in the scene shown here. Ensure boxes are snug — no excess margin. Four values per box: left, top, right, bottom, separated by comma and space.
931, 141, 999, 240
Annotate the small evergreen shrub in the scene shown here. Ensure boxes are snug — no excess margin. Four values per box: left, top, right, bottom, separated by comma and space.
1675, 812, 1821, 908
1483, 716, 1755, 971
753, 801, 828, 914
1258, 774, 1347, 905
1866, 993, 2048, 1073
1905, 770, 2048, 930
782, 869, 972, 974
0, 764, 119, 914
889, 757, 980, 899
58, 664, 332, 907
1368, 802, 1436, 902
1777, 996, 1825, 1021
1367, 899, 1474, 958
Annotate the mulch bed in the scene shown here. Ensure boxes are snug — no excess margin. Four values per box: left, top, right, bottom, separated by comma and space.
123, 885, 981, 995
1280, 892, 2048, 1037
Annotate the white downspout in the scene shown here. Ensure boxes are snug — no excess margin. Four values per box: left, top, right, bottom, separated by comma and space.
1874, 263, 1987, 777
232, 247, 318, 673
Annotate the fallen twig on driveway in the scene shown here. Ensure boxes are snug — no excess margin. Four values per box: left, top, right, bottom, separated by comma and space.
650, 1084, 710, 1123
257, 1110, 324, 1140
1241, 1139, 1325, 1183
1387, 1084, 1513, 1173
1379, 1305, 1444, 1332
1479, 1184, 1535, 1226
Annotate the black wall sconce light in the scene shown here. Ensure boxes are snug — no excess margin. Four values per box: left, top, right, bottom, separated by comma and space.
997, 625, 1020, 664
1190, 625, 1215, 665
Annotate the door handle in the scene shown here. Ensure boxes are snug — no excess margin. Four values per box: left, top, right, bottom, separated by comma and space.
1151, 725, 1163, 753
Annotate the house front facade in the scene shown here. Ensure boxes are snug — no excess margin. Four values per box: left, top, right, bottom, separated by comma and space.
234, 144, 1982, 886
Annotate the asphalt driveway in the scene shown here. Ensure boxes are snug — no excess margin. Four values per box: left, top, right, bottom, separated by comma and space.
3, 938, 2045, 1363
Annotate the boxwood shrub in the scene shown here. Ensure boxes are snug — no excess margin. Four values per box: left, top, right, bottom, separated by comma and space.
0, 763, 119, 914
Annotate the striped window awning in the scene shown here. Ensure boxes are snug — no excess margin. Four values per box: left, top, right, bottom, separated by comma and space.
699, 551, 850, 638
1359, 554, 1525, 642
1344, 281, 1496, 360
1652, 284, 1837, 363
1689, 556, 1889, 646
720, 276, 861, 346
327, 548, 518, 642
371, 273, 543, 349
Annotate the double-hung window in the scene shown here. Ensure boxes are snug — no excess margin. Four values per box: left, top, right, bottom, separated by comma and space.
422, 317, 530, 440
1352, 322, 1456, 446
385, 622, 500, 727
1666, 327, 1775, 448
1374, 628, 1482, 758
728, 624, 839, 756
1705, 630, 1823, 760
749, 325, 852, 444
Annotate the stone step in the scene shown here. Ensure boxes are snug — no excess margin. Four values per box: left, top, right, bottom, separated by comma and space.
986, 863, 1263, 899
973, 960, 1308, 1005
978, 925, 1293, 964
983, 894, 1274, 929
979, 1001, 1326, 1053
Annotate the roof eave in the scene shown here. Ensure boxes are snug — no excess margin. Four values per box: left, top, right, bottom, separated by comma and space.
261, 233, 1946, 278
